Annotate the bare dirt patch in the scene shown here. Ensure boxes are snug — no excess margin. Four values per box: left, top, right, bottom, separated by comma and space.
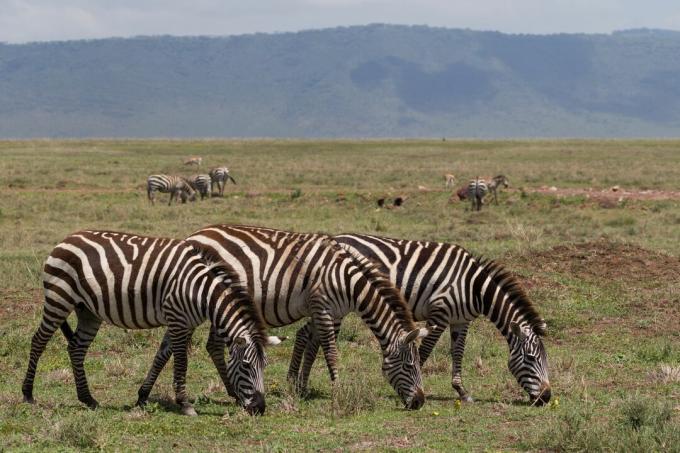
514, 239, 680, 284
509, 240, 680, 336
527, 186, 680, 202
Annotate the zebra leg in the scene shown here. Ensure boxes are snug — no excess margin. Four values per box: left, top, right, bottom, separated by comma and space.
169, 325, 197, 416
136, 331, 172, 407
22, 304, 73, 404
287, 322, 313, 389
67, 305, 102, 409
297, 319, 342, 394
451, 322, 473, 402
311, 310, 340, 383
205, 326, 236, 399
418, 322, 446, 367
297, 329, 320, 395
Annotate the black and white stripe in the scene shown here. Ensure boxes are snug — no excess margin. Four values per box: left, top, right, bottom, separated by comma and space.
139, 225, 428, 409
147, 174, 197, 205
320, 234, 551, 405
487, 175, 510, 205
209, 167, 237, 196
467, 178, 488, 211
22, 230, 280, 416
187, 174, 212, 200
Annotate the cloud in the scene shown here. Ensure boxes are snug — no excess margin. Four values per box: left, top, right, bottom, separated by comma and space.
0, 0, 679, 43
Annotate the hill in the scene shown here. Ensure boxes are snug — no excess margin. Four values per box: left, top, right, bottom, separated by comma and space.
2, 25, 680, 138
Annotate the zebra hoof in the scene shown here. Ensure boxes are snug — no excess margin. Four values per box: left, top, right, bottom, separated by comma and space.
135, 398, 147, 408
84, 398, 99, 410
23, 395, 35, 404
181, 404, 198, 416
460, 395, 474, 403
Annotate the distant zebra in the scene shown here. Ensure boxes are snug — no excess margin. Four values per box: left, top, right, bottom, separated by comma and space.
22, 230, 283, 416
209, 167, 237, 196
467, 178, 488, 211
183, 156, 203, 167
444, 174, 456, 189
488, 175, 510, 204
318, 234, 551, 405
187, 174, 212, 200
147, 175, 197, 205
139, 225, 428, 410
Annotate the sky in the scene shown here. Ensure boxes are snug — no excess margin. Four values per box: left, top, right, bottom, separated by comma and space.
1, 0, 680, 43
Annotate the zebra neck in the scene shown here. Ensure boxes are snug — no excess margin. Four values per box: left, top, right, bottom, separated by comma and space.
205, 280, 253, 341
481, 282, 522, 340
356, 305, 405, 352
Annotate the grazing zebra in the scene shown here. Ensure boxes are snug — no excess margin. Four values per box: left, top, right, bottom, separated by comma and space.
183, 156, 202, 167
467, 178, 488, 211
147, 175, 197, 206
444, 174, 456, 189
292, 233, 552, 406
209, 167, 237, 196
187, 174, 212, 200
22, 230, 282, 416
140, 225, 429, 409
488, 175, 510, 204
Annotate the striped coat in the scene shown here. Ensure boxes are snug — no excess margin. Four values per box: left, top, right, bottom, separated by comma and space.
209, 167, 237, 196
139, 225, 428, 409
187, 174, 212, 200
312, 234, 551, 405
22, 230, 280, 415
467, 178, 488, 211
147, 174, 197, 205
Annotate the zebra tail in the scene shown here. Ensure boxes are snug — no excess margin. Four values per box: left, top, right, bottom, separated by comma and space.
60, 321, 74, 341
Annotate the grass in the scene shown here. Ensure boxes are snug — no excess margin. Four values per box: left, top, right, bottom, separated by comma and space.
0, 139, 679, 451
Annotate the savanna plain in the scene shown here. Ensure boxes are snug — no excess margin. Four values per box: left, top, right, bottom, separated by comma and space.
0, 140, 679, 452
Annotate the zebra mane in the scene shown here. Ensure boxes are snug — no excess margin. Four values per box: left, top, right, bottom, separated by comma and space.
196, 249, 268, 346
330, 240, 416, 332
476, 257, 546, 336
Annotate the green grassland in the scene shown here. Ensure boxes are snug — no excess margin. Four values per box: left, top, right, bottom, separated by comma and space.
0, 140, 679, 451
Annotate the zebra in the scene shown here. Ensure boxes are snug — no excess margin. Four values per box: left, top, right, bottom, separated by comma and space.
290, 233, 552, 406
487, 175, 510, 205
22, 230, 283, 416
139, 225, 429, 410
187, 174, 212, 200
467, 178, 488, 211
183, 156, 203, 167
209, 167, 237, 196
147, 175, 197, 206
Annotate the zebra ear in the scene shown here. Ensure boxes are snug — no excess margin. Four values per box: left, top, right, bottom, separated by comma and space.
266, 335, 286, 346
510, 322, 527, 341
403, 327, 430, 344
234, 336, 247, 346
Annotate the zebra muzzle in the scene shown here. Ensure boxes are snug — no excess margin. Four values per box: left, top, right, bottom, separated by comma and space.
245, 391, 265, 416
406, 387, 425, 410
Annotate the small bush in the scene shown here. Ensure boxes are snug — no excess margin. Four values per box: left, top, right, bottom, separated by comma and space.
537, 397, 679, 452
53, 415, 101, 449
331, 378, 377, 416
636, 342, 674, 363
290, 188, 302, 199
619, 397, 672, 431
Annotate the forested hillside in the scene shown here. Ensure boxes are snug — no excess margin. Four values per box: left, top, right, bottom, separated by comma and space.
2, 25, 680, 137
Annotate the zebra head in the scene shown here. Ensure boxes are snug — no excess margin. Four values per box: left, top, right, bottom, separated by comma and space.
382, 327, 429, 410
495, 174, 509, 188
507, 321, 550, 405
226, 334, 282, 415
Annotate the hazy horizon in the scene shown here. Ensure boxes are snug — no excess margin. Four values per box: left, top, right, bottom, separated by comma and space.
2, 0, 680, 44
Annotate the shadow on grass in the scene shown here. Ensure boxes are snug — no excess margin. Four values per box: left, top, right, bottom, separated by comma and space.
426, 395, 535, 406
